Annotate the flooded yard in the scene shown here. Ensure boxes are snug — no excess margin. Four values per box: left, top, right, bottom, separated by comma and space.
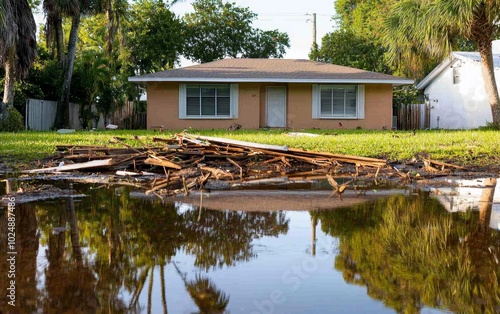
1, 180, 500, 313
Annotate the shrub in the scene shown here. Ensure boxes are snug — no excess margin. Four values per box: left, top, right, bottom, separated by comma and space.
478, 121, 500, 130
0, 106, 24, 132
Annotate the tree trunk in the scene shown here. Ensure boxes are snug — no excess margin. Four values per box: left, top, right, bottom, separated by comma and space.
54, 14, 81, 129
160, 264, 168, 314
478, 45, 500, 127
106, 0, 116, 55
311, 215, 317, 256
472, 3, 500, 128
56, 17, 65, 64
478, 178, 496, 233
2, 47, 16, 107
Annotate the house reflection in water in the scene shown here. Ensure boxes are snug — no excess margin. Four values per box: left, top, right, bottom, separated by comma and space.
429, 177, 500, 229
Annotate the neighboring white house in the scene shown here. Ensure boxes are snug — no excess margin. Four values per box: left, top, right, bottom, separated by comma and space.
416, 41, 500, 129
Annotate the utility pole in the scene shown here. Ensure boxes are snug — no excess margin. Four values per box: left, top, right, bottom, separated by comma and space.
312, 13, 317, 49
307, 13, 318, 60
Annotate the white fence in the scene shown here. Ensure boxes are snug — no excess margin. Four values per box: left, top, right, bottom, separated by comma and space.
25, 99, 105, 130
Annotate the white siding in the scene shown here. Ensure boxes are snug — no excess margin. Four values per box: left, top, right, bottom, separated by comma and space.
424, 59, 498, 129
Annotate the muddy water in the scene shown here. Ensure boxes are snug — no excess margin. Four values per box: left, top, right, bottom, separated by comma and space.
1, 182, 500, 313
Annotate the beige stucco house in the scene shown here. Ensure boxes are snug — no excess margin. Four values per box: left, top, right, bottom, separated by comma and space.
128, 59, 413, 130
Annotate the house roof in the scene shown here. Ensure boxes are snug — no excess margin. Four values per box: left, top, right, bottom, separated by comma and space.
416, 52, 500, 90
128, 58, 413, 86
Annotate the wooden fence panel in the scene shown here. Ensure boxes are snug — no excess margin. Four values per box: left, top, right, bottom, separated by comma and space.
395, 103, 427, 130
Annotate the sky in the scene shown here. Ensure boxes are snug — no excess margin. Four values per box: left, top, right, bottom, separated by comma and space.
170, 0, 337, 65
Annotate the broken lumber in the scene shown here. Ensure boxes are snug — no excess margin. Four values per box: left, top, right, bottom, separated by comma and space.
425, 159, 467, 171
144, 156, 182, 169
184, 134, 289, 152
23, 158, 114, 173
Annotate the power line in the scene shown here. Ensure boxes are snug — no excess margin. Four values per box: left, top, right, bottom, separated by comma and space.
257, 13, 334, 18
258, 18, 310, 22
258, 13, 309, 16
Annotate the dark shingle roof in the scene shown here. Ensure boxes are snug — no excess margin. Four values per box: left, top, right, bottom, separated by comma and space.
129, 58, 413, 85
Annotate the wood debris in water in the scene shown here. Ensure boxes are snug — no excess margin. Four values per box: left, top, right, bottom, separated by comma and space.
22, 133, 467, 199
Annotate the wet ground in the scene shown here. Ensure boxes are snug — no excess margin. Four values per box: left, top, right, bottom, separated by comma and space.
1, 178, 500, 313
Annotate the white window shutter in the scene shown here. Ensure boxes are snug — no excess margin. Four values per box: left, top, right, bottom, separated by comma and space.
312, 84, 319, 118
231, 84, 239, 118
179, 84, 186, 119
357, 85, 365, 119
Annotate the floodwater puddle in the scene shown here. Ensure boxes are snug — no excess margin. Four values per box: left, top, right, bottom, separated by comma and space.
1, 178, 500, 313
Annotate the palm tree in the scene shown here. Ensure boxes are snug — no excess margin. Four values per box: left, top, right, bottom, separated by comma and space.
105, 0, 128, 56
53, 0, 105, 128
43, 0, 65, 62
0, 0, 37, 107
383, 0, 500, 126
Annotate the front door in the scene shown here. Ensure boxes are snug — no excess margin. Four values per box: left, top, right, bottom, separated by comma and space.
266, 86, 286, 127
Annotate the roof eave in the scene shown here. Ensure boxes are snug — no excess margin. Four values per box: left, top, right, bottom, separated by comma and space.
416, 54, 458, 90
128, 77, 414, 85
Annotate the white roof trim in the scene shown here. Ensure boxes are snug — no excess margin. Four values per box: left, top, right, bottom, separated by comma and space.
416, 55, 456, 90
128, 77, 414, 86
416, 51, 500, 90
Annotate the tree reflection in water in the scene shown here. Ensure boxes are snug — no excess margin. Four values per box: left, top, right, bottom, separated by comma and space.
9, 184, 289, 313
174, 262, 230, 314
316, 182, 500, 314
6, 181, 499, 313
0, 203, 39, 313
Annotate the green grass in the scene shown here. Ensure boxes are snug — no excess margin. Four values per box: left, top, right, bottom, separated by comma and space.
1, 129, 500, 168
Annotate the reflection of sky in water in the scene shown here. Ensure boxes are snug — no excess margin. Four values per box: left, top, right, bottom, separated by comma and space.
141, 210, 396, 314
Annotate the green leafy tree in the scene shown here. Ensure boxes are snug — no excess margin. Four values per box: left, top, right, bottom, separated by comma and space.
72, 50, 112, 128
334, 0, 392, 43
329, 0, 438, 77
183, 0, 289, 63
312, 29, 391, 74
126, 0, 183, 74
242, 29, 290, 59
383, 0, 500, 126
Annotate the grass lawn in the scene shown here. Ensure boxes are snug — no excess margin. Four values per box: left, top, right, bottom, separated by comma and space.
1, 129, 499, 168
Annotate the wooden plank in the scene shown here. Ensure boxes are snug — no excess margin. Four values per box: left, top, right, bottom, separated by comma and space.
23, 158, 114, 173
184, 134, 289, 152
144, 157, 182, 169
286, 148, 386, 167
253, 148, 332, 166
426, 159, 467, 170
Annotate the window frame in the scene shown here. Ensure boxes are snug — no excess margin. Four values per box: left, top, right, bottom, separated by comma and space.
312, 84, 365, 120
179, 83, 238, 120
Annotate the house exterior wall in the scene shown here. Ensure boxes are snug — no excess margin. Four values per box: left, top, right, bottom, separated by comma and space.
146, 82, 394, 130
147, 82, 261, 129
287, 83, 392, 130
424, 60, 499, 129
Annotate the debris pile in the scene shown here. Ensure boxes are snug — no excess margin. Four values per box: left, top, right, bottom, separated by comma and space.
24, 133, 392, 198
